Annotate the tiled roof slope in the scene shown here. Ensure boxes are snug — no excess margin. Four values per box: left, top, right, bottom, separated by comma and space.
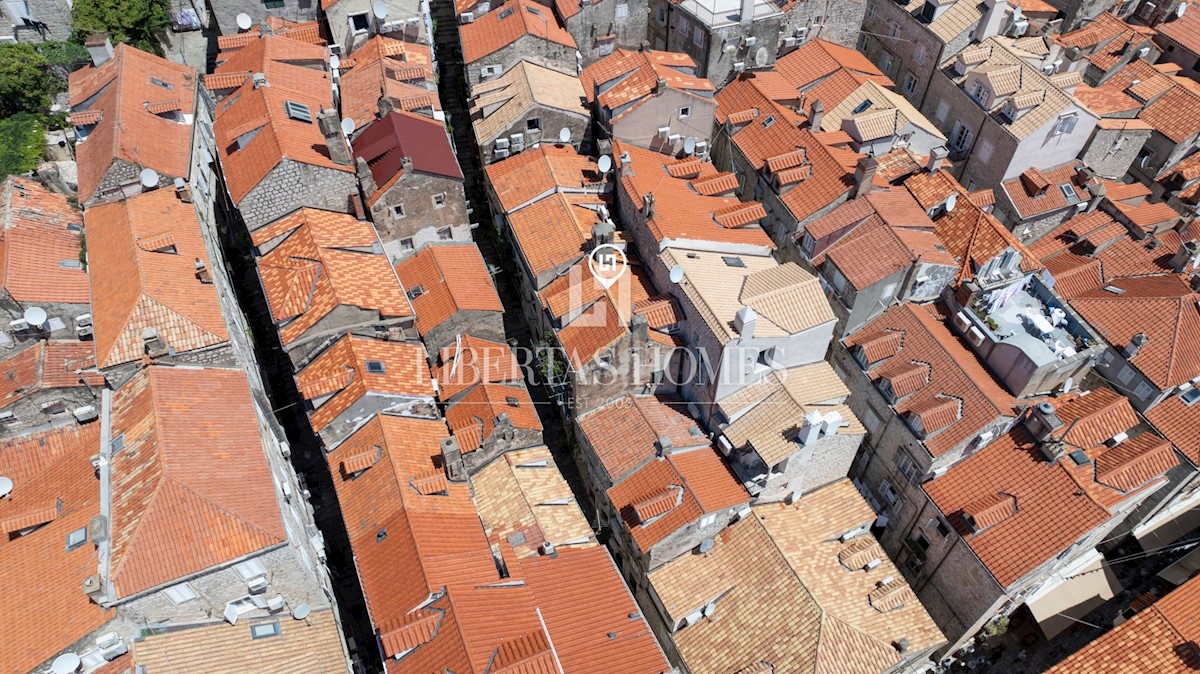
339, 36, 438, 129
131, 608, 346, 673
0, 341, 105, 408
1145, 394, 1200, 464
215, 17, 324, 51
68, 44, 196, 202
1157, 9, 1200, 59
825, 80, 946, 142
0, 177, 89, 304
354, 110, 464, 193
1047, 572, 1200, 673
844, 304, 1016, 457
432, 334, 524, 400
0, 424, 112, 674
775, 39, 892, 109
85, 188, 228, 369
212, 33, 328, 93
469, 60, 589, 142
107, 366, 285, 598
444, 381, 542, 448
506, 191, 607, 275
1054, 13, 1157, 72
484, 144, 601, 213
924, 428, 1110, 587
251, 208, 411, 346
295, 334, 433, 434
394, 243, 502, 336
581, 48, 714, 110
459, 0, 577, 63
578, 393, 709, 483
1087, 58, 1200, 143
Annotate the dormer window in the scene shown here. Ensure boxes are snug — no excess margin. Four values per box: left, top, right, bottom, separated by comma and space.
952, 57, 967, 77
918, 1, 937, 22
970, 81, 990, 107
999, 101, 1017, 122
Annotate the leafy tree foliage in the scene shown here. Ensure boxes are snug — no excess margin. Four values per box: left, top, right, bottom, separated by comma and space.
0, 43, 54, 117
72, 0, 169, 55
0, 113, 45, 179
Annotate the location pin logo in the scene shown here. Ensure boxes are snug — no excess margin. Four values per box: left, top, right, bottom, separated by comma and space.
588, 244, 628, 290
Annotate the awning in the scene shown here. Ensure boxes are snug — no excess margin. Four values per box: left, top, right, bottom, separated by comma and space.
1027, 552, 1121, 639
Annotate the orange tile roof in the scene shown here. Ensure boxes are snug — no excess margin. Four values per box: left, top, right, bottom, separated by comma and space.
252, 209, 411, 346
844, 304, 1016, 457
393, 243, 503, 336
214, 32, 328, 82
775, 39, 892, 105
295, 334, 433, 433
578, 394, 709, 483
581, 48, 714, 111
1052, 387, 1140, 449
555, 294, 629, 369
1069, 275, 1200, 389
0, 178, 89, 304
507, 191, 605, 277
1112, 200, 1181, 232
484, 144, 602, 213
1158, 9, 1200, 58
214, 17, 324, 51
107, 366, 285, 598
1055, 13, 1157, 72
459, 0, 577, 63
433, 334, 524, 400
1001, 161, 1089, 220
213, 66, 348, 204
68, 44, 197, 202
1047, 573, 1200, 673
1095, 59, 1200, 143
924, 428, 1110, 587
443, 381, 541, 450
617, 142, 774, 249
339, 36, 438, 130
1145, 394, 1200, 464
0, 341, 104, 408
0, 424, 113, 673
84, 188, 228, 369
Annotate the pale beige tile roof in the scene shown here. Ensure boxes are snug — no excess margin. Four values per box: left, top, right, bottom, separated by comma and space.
471, 446, 596, 557
661, 250, 834, 344
823, 80, 946, 142
469, 60, 589, 143
131, 607, 347, 672
902, 0, 986, 42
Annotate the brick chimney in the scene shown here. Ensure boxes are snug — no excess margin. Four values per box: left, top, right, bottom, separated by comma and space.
853, 156, 879, 199
355, 157, 377, 198
317, 107, 353, 166
974, 0, 1011, 42
84, 34, 113, 67
808, 99, 825, 132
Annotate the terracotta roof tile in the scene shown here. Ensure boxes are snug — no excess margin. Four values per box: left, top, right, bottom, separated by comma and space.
507, 192, 604, 277
339, 36, 437, 130
578, 394, 708, 483
1055, 13, 1156, 72
394, 243, 502, 336
459, 0, 577, 64
1145, 394, 1200, 464
1157, 9, 1200, 58
484, 144, 602, 213
0, 178, 89, 304
581, 48, 713, 111
444, 381, 542, 446
469, 60, 589, 143
215, 17, 324, 51
354, 110, 463, 192
775, 39, 892, 103
433, 334, 523, 400
555, 294, 628, 369
1053, 387, 1140, 449
1093, 59, 1200, 143
68, 44, 196, 202
1002, 161, 1089, 220
85, 188, 228, 369
108, 366, 285, 598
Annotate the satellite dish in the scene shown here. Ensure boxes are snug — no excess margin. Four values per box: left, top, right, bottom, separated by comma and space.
341, 118, 355, 136
698, 538, 714, 553
372, 0, 389, 18
23, 306, 47, 327
754, 47, 769, 68
329, 54, 340, 70
945, 193, 958, 212
293, 603, 311, 620
683, 137, 696, 155
236, 12, 252, 30
558, 127, 571, 143
173, 177, 186, 189
0, 476, 12, 498
139, 168, 159, 188
51, 654, 81, 674
597, 154, 612, 173
1177, 2, 1186, 16
669, 265, 684, 284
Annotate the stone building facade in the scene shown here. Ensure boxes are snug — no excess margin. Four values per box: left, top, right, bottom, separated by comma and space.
463, 35, 580, 89
358, 160, 471, 261
560, 0, 649, 65
0, 0, 72, 42
236, 160, 359, 234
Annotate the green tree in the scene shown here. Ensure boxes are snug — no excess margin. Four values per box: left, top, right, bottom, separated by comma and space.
0, 113, 45, 179
0, 43, 54, 117
72, 0, 169, 55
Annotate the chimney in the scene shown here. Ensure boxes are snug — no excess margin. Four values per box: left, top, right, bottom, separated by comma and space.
317, 107, 353, 166
1085, 181, 1106, 213
631, 313, 650, 344
592, 218, 615, 246
927, 146, 949, 173
1025, 401, 1063, 442
400, 155, 413, 176
1170, 240, 1200, 272
84, 34, 114, 67
252, 72, 268, 89
440, 437, 467, 482
655, 77, 667, 94
640, 40, 651, 52
808, 99, 825, 132
798, 410, 823, 446
194, 257, 212, 283
355, 157, 377, 197
853, 156, 879, 199
740, 0, 754, 24
1124, 332, 1148, 359
734, 305, 757, 340
643, 192, 655, 219
975, 0, 1010, 42
654, 434, 673, 456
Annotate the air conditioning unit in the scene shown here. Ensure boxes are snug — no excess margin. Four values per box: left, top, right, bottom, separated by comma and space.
952, 310, 971, 332
966, 326, 985, 347
668, 134, 682, 144
493, 148, 510, 159
657, 126, 671, 138
8, 319, 27, 331
73, 405, 98, 423
723, 42, 737, 53
494, 137, 510, 150
717, 434, 733, 455
460, 12, 474, 22
246, 575, 269, 594
695, 140, 709, 156
281, 481, 293, 502
1075, 201, 1088, 211
783, 36, 797, 48
733, 61, 746, 72
75, 313, 93, 327
510, 133, 525, 151
77, 325, 94, 339
1136, 46, 1149, 58
267, 595, 286, 612
743, 36, 757, 47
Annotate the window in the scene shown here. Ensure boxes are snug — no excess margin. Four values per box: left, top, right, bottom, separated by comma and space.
234, 559, 268, 581
615, 2, 628, 17
433, 193, 447, 208
863, 408, 882, 434
887, 20, 900, 38
902, 71, 917, 94
407, 284, 425, 299
163, 582, 198, 604
679, 106, 691, 119
935, 100, 950, 123
913, 532, 931, 552
721, 256, 746, 268
525, 3, 541, 14
913, 43, 926, 65
526, 117, 541, 131
110, 433, 125, 455
693, 28, 703, 47
970, 82, 989, 106
66, 527, 88, 551
350, 12, 370, 32
880, 51, 894, 75
896, 452, 920, 484
250, 622, 282, 639
865, 3, 875, 19
365, 360, 386, 374
263, 0, 284, 7
1117, 366, 1135, 385
437, 226, 452, 240
976, 138, 994, 163
1055, 113, 1078, 135
391, 203, 406, 218
950, 121, 973, 151
655, 5, 666, 24
762, 115, 776, 128
150, 77, 174, 91
678, 19, 689, 37
1134, 381, 1155, 399
935, 518, 953, 538
284, 101, 312, 123
880, 480, 901, 507
400, 238, 414, 251
852, 99, 873, 114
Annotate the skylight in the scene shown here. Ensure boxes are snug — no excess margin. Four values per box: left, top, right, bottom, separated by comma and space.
852, 99, 873, 114
284, 101, 313, 123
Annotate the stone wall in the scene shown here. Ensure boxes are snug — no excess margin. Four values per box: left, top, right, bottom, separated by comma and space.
364, 171, 470, 260
566, 0, 649, 65
238, 161, 358, 234
208, 0, 317, 34
1079, 125, 1153, 182
464, 37, 579, 88
2, 0, 72, 42
421, 309, 506, 355
477, 107, 591, 163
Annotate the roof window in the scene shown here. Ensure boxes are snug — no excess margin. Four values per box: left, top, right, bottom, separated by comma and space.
525, 4, 541, 14
722, 256, 746, 268
365, 360, 386, 374
65, 527, 87, 551
250, 621, 282, 639
852, 99, 873, 114
762, 115, 776, 128
1182, 387, 1200, 406
506, 396, 520, 407
284, 101, 313, 123
407, 284, 425, 299
499, 6, 514, 18
150, 77, 174, 90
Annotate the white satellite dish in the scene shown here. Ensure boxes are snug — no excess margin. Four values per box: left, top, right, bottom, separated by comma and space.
173, 177, 186, 189
372, 0, 389, 18
1177, 2, 1186, 16
558, 127, 571, 143
139, 168, 159, 188
293, 603, 311, 620
51, 654, 81, 674
0, 476, 12, 498
683, 137, 696, 155
754, 47, 769, 68
341, 118, 355, 136
329, 54, 340, 70
236, 12, 252, 30
669, 265, 684, 284
23, 306, 47, 327
597, 154, 612, 173
945, 193, 958, 212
